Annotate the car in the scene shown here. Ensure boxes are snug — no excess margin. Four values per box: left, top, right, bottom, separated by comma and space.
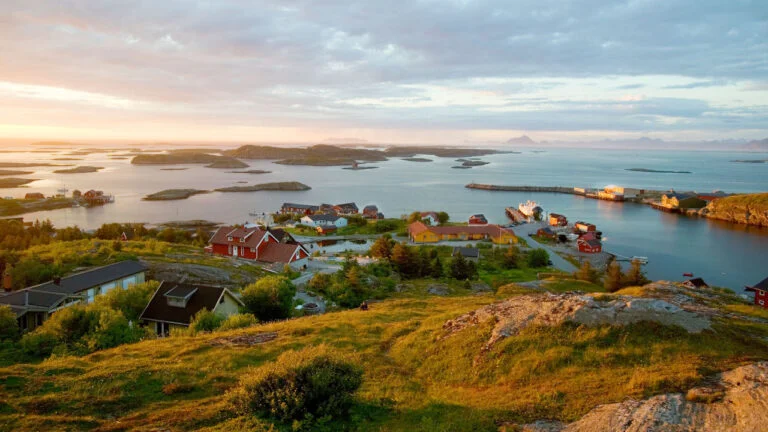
547, 260, 553, 265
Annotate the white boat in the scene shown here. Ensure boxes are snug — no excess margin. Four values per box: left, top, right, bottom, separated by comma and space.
631, 256, 649, 264
518, 200, 543, 218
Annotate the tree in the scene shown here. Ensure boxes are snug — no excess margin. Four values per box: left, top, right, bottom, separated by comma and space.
504, 245, 520, 269
527, 248, 550, 268
390, 243, 415, 276
407, 212, 423, 224
575, 261, 599, 283
0, 305, 19, 341
437, 211, 450, 225
369, 235, 394, 259
189, 309, 223, 334
241, 276, 296, 322
624, 259, 650, 286
94, 281, 160, 321
430, 256, 443, 278
450, 253, 469, 280
345, 266, 362, 288
604, 261, 624, 292
308, 272, 331, 294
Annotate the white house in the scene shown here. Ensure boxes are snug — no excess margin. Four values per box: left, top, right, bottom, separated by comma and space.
300, 214, 348, 228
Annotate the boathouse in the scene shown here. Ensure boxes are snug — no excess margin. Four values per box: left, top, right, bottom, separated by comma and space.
549, 213, 567, 226
745, 277, 768, 309
575, 221, 597, 233
281, 203, 319, 215
577, 238, 602, 253
208, 225, 309, 268
468, 214, 488, 225
408, 222, 516, 244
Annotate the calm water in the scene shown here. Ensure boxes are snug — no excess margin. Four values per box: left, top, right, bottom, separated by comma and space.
1, 146, 766, 290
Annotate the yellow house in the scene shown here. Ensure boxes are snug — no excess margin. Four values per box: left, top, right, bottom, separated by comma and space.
408, 222, 517, 244
140, 282, 245, 337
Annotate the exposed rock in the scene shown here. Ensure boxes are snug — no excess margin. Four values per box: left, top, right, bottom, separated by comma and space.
703, 193, 768, 227
428, 284, 450, 296
209, 332, 277, 347
470, 282, 492, 292
442, 292, 710, 348
514, 362, 768, 432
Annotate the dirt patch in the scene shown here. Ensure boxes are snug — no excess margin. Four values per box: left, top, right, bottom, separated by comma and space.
512, 362, 768, 432
209, 332, 278, 347
442, 292, 711, 349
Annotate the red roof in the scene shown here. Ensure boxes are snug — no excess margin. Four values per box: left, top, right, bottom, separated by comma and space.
259, 243, 303, 263
209, 226, 269, 248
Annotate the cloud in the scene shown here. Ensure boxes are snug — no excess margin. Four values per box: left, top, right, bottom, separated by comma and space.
0, 0, 766, 141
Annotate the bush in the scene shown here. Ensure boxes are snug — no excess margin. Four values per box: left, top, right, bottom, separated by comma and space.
228, 346, 362, 425
0, 305, 19, 341
218, 313, 258, 331
83, 307, 147, 351
241, 276, 296, 322
374, 220, 398, 233
527, 248, 550, 268
189, 309, 223, 334
20, 331, 59, 357
94, 281, 160, 321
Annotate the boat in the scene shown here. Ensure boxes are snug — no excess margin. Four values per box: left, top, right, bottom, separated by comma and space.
518, 200, 543, 218
683, 272, 694, 277
631, 256, 649, 264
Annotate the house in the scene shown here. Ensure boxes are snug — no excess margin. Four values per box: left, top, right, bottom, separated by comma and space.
745, 277, 768, 309
408, 222, 517, 244
661, 193, 706, 209
575, 221, 597, 233
578, 231, 598, 242
83, 190, 112, 205
683, 278, 709, 289
468, 214, 488, 225
316, 225, 337, 235
0, 260, 148, 332
577, 238, 602, 253
208, 225, 309, 268
139, 282, 244, 337
420, 212, 440, 225
363, 205, 380, 219
549, 213, 567, 226
536, 227, 557, 239
300, 214, 348, 228
598, 188, 624, 201
24, 193, 45, 200
604, 186, 642, 199
333, 203, 359, 215
452, 247, 480, 262
281, 203, 319, 215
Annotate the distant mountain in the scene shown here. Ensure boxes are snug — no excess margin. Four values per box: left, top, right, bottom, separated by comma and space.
743, 138, 768, 151
505, 135, 537, 145
321, 137, 369, 144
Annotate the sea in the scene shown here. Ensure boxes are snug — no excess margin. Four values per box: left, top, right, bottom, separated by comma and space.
1, 145, 766, 291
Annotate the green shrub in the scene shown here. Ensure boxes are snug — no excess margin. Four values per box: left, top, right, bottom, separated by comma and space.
189, 309, 223, 334
218, 313, 258, 331
94, 281, 160, 321
241, 276, 296, 322
20, 331, 60, 357
228, 346, 362, 425
0, 305, 19, 342
527, 248, 550, 268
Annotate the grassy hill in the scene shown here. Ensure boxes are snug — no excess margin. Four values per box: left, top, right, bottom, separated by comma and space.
1, 283, 766, 431
705, 192, 768, 227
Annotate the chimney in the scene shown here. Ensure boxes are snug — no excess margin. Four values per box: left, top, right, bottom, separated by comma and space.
53, 277, 62, 286
2, 265, 12, 292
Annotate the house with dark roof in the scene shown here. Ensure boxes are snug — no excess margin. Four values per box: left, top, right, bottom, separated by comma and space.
207, 225, 310, 269
577, 238, 602, 254
745, 277, 768, 309
300, 214, 348, 228
682, 278, 709, 289
333, 203, 359, 215
661, 192, 706, 209
451, 247, 480, 262
536, 227, 557, 239
363, 205, 380, 219
281, 203, 319, 215
408, 221, 517, 244
468, 214, 488, 225
139, 282, 244, 336
0, 260, 148, 332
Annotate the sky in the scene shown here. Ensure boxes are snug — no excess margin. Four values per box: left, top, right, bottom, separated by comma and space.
0, 0, 767, 144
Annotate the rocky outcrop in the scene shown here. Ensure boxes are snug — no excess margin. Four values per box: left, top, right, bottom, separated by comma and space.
441, 293, 710, 349
703, 193, 768, 227
513, 362, 768, 432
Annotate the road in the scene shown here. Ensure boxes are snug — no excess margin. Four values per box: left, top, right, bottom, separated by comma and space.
512, 222, 578, 273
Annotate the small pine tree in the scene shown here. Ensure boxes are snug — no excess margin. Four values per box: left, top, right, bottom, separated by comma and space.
575, 261, 599, 283
604, 261, 624, 292
450, 253, 468, 280
504, 245, 519, 269
624, 259, 650, 286
430, 256, 443, 278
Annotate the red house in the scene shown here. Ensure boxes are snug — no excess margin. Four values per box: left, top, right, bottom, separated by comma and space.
577, 238, 602, 253
468, 214, 488, 225
549, 213, 567, 226
208, 226, 309, 268
746, 277, 768, 309
575, 221, 597, 233
363, 205, 379, 219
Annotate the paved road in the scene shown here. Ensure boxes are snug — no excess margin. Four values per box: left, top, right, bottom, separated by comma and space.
512, 222, 578, 273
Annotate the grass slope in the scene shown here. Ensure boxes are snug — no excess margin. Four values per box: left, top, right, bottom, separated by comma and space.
1, 287, 766, 431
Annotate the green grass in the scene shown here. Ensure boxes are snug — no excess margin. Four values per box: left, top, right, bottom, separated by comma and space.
0, 290, 766, 431
543, 278, 605, 293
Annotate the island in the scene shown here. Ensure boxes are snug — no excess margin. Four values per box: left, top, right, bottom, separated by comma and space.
451, 166, 473, 169
402, 157, 433, 162
275, 157, 358, 166
143, 189, 210, 201
53, 158, 83, 161
0, 162, 69, 168
342, 166, 379, 170
730, 159, 767, 164
0, 197, 75, 216
699, 192, 768, 227
224, 144, 387, 163
452, 160, 489, 168
205, 159, 249, 169
215, 181, 311, 192
626, 168, 692, 174
0, 178, 37, 188
384, 146, 499, 158
227, 170, 272, 174
53, 166, 105, 174
160, 168, 189, 171
132, 152, 234, 166
0, 170, 34, 176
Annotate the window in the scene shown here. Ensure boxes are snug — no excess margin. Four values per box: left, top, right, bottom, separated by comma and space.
759, 290, 765, 296
760, 300, 765, 306
227, 236, 233, 241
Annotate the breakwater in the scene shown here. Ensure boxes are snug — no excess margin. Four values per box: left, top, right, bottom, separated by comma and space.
466, 184, 578, 194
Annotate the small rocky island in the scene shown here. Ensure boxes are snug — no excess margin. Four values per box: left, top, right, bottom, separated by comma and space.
0, 169, 34, 176
53, 166, 104, 174
626, 168, 692, 174
452, 159, 489, 169
131, 152, 247, 169
143, 189, 210, 201
730, 159, 767, 164
227, 169, 272, 174
205, 159, 249, 169
0, 178, 37, 188
402, 157, 433, 162
215, 181, 311, 192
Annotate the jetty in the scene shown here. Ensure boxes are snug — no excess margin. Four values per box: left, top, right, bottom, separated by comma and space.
466, 184, 578, 194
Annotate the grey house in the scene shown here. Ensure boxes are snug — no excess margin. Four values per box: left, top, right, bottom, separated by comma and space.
0, 260, 148, 332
